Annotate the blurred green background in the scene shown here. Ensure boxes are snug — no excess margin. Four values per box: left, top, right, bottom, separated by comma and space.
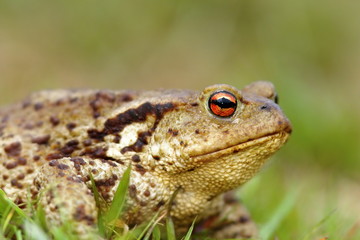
0, 0, 359, 239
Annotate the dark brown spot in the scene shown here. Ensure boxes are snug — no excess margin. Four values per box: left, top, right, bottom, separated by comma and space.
94, 175, 117, 188
135, 164, 147, 175
168, 128, 179, 136
89, 160, 95, 166
99, 91, 116, 102
10, 179, 23, 189
30, 187, 39, 197
31, 134, 51, 145
89, 91, 116, 118
70, 157, 86, 171
152, 155, 160, 160
83, 139, 92, 146
17, 173, 25, 180
50, 116, 60, 126
195, 129, 200, 134
4, 142, 22, 157
83, 147, 112, 160
57, 163, 69, 170
101, 158, 119, 166
26, 168, 34, 174
46, 153, 64, 161
91, 169, 98, 174
87, 129, 107, 141
34, 102, 44, 111
2, 174, 9, 180
80, 147, 117, 164
59, 145, 76, 156
49, 160, 58, 167
129, 184, 137, 199
131, 155, 141, 163
73, 205, 95, 225
66, 175, 83, 183
5, 161, 18, 169
17, 157, 27, 165
113, 134, 121, 143
140, 201, 148, 206
143, 190, 150, 197
232, 148, 240, 154
66, 122, 77, 131
67, 139, 80, 146
90, 99, 102, 115
102, 193, 111, 200
119, 94, 133, 102
70, 157, 86, 165
14, 197, 25, 208
58, 140, 80, 156
190, 102, 199, 107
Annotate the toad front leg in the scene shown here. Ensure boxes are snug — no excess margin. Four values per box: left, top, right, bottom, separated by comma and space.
33, 157, 125, 235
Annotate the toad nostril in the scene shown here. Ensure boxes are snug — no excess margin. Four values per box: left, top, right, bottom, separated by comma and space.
260, 105, 269, 110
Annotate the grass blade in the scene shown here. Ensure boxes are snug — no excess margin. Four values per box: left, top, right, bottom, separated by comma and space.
259, 188, 298, 240
89, 172, 107, 236
104, 165, 131, 224
33, 205, 48, 232
166, 217, 176, 240
24, 220, 49, 240
183, 217, 196, 240
302, 209, 336, 240
0, 190, 27, 219
88, 172, 103, 210
151, 225, 161, 240
138, 212, 163, 240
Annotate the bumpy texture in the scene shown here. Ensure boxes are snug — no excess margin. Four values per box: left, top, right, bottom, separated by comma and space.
0, 82, 291, 239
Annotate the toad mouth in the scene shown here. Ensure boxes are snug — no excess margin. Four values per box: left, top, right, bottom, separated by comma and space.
190, 131, 290, 162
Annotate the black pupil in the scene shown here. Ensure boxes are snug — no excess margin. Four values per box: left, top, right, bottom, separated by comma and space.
211, 96, 236, 109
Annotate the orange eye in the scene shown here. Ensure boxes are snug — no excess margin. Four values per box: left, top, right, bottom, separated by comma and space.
208, 91, 237, 117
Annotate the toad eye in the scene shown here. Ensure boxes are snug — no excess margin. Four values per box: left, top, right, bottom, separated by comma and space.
208, 91, 237, 118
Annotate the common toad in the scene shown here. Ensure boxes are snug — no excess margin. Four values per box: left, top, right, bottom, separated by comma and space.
0, 82, 291, 238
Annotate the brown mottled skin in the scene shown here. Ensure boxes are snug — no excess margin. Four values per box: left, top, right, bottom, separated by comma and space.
0, 82, 291, 239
